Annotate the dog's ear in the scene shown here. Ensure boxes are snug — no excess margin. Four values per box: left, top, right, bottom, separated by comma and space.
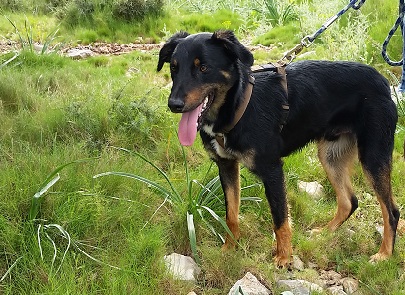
157, 31, 190, 71
211, 30, 253, 67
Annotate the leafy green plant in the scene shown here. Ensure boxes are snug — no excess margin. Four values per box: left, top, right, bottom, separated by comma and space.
255, 0, 299, 27
5, 16, 61, 54
112, 0, 163, 22
93, 146, 261, 264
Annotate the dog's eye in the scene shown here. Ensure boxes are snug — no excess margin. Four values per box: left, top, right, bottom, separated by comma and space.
170, 64, 177, 72
200, 65, 208, 72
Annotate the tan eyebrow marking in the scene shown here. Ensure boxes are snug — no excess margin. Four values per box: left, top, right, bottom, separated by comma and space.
220, 70, 231, 80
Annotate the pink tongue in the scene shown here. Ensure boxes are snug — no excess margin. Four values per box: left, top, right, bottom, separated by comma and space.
178, 103, 203, 146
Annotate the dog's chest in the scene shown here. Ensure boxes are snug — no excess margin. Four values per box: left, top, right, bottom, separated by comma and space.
202, 125, 255, 169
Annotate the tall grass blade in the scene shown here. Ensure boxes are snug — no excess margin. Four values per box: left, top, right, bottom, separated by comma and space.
29, 157, 98, 220
181, 145, 193, 200
37, 224, 44, 260
200, 205, 236, 244
111, 147, 182, 202
43, 230, 58, 270
197, 209, 225, 243
72, 241, 121, 270
141, 195, 169, 230
45, 224, 71, 274
186, 212, 201, 265
30, 174, 60, 221
5, 16, 24, 48
93, 171, 172, 201
0, 256, 22, 282
42, 27, 60, 54
0, 52, 19, 69
24, 19, 33, 52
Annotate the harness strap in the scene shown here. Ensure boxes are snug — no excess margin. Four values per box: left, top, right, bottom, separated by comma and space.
252, 62, 289, 130
275, 65, 289, 131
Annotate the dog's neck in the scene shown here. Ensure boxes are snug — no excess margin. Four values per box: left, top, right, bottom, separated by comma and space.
221, 74, 255, 133
210, 63, 253, 134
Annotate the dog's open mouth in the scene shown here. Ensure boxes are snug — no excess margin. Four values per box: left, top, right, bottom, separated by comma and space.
178, 91, 214, 146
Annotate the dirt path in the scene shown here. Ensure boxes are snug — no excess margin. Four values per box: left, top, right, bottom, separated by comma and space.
0, 40, 163, 55
0, 39, 272, 56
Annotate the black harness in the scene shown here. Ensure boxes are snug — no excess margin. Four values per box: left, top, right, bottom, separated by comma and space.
250, 62, 290, 131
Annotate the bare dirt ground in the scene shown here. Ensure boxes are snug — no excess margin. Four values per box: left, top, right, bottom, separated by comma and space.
0, 39, 163, 55
0, 38, 272, 56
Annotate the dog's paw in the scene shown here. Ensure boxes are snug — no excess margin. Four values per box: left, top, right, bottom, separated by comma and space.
273, 254, 292, 268
369, 252, 390, 263
221, 241, 237, 252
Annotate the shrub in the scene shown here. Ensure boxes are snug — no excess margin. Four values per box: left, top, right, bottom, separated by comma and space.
112, 0, 163, 22
0, 0, 27, 12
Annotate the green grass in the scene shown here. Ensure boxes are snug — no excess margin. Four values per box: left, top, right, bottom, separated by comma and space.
1, 0, 405, 294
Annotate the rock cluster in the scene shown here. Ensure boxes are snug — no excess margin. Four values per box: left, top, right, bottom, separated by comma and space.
164, 253, 360, 294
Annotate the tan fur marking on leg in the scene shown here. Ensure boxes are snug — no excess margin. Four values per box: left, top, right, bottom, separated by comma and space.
370, 203, 395, 262
222, 170, 241, 250
274, 220, 293, 267
364, 167, 397, 262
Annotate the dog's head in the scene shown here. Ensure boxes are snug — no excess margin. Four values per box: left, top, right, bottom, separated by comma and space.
157, 30, 253, 146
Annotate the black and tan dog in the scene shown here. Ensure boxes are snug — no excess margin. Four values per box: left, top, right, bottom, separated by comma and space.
157, 30, 401, 266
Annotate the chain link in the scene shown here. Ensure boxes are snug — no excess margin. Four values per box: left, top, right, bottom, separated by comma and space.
278, 0, 367, 65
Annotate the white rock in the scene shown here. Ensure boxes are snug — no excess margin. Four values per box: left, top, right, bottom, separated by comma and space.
163, 253, 201, 281
33, 43, 44, 53
297, 180, 324, 199
228, 272, 271, 295
66, 48, 94, 59
277, 279, 323, 295
328, 286, 347, 295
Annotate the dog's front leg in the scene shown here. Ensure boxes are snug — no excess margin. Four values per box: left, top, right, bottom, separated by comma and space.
216, 158, 241, 250
259, 161, 293, 267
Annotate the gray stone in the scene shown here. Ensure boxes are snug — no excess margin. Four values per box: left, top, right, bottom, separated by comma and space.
341, 277, 358, 295
228, 272, 271, 295
320, 270, 342, 286
277, 279, 323, 295
66, 48, 94, 59
328, 286, 347, 295
292, 255, 305, 271
163, 253, 201, 281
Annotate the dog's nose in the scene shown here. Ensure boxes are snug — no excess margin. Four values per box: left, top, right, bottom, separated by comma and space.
168, 98, 185, 113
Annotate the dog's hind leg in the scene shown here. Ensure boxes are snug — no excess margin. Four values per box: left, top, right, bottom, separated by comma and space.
356, 99, 399, 262
317, 134, 358, 231
358, 136, 400, 262
217, 158, 241, 250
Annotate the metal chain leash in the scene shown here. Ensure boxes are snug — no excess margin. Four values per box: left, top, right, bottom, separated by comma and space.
278, 0, 367, 65
381, 0, 405, 66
